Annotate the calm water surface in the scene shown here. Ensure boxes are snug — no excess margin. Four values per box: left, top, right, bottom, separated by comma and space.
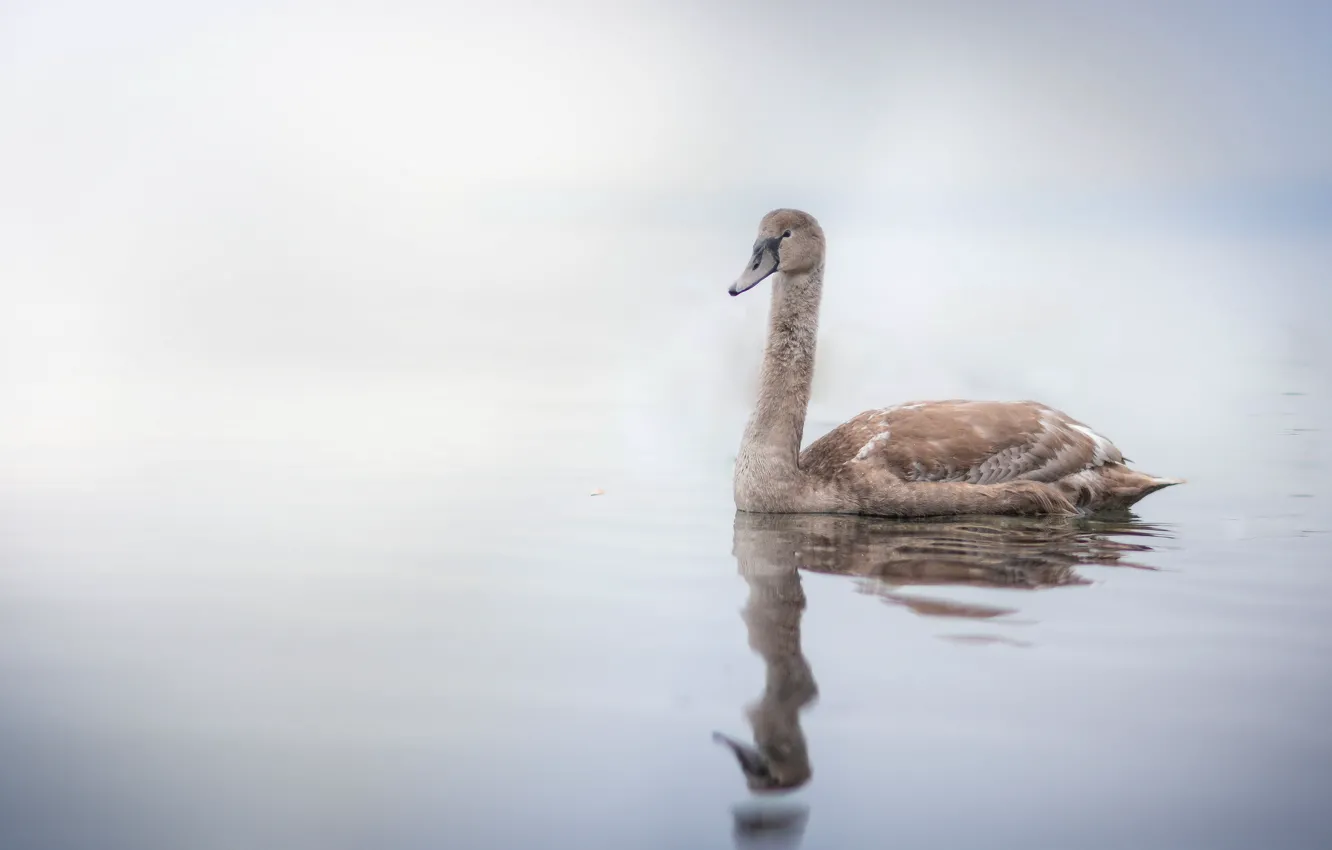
3, 383, 1329, 849
3, 209, 1331, 849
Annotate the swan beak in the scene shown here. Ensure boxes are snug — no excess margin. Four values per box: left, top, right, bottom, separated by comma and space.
712, 731, 772, 778
730, 237, 781, 296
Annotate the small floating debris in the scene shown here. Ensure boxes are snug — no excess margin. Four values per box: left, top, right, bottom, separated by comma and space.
731, 801, 810, 841
590, 488, 605, 496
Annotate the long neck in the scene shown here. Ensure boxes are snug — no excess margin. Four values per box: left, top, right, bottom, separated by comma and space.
739, 266, 824, 476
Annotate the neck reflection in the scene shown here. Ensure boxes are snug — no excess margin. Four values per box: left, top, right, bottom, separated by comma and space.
715, 510, 1172, 795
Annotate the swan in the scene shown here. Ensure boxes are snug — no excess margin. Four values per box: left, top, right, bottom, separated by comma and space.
729, 208, 1182, 517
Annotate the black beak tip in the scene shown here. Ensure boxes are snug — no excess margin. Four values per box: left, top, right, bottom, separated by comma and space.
713, 732, 765, 768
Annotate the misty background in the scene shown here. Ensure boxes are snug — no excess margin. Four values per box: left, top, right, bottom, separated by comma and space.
3, 0, 1329, 501
2, 2, 1331, 849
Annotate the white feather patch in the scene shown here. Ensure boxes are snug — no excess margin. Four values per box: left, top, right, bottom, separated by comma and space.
854, 429, 892, 461
1069, 423, 1112, 466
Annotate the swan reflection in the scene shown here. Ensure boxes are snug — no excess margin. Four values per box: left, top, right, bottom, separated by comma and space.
715, 511, 1171, 798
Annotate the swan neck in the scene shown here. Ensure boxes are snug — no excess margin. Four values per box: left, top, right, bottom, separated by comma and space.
740, 266, 823, 477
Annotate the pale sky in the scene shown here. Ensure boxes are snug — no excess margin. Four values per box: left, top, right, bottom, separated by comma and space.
4, 0, 1330, 196
1, 0, 1329, 480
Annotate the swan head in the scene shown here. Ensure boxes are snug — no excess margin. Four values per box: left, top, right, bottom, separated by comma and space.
712, 731, 811, 792
730, 208, 825, 296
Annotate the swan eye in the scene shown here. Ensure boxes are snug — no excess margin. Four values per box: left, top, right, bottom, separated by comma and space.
783, 230, 792, 238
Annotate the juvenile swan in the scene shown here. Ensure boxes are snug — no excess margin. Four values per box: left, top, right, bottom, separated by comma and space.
729, 208, 1181, 517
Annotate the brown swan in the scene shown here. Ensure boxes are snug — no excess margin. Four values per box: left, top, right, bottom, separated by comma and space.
729, 208, 1182, 517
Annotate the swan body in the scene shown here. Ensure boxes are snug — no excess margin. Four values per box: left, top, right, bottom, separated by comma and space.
729, 209, 1181, 517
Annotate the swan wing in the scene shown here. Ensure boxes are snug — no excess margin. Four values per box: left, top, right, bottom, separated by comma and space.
800, 400, 1123, 485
